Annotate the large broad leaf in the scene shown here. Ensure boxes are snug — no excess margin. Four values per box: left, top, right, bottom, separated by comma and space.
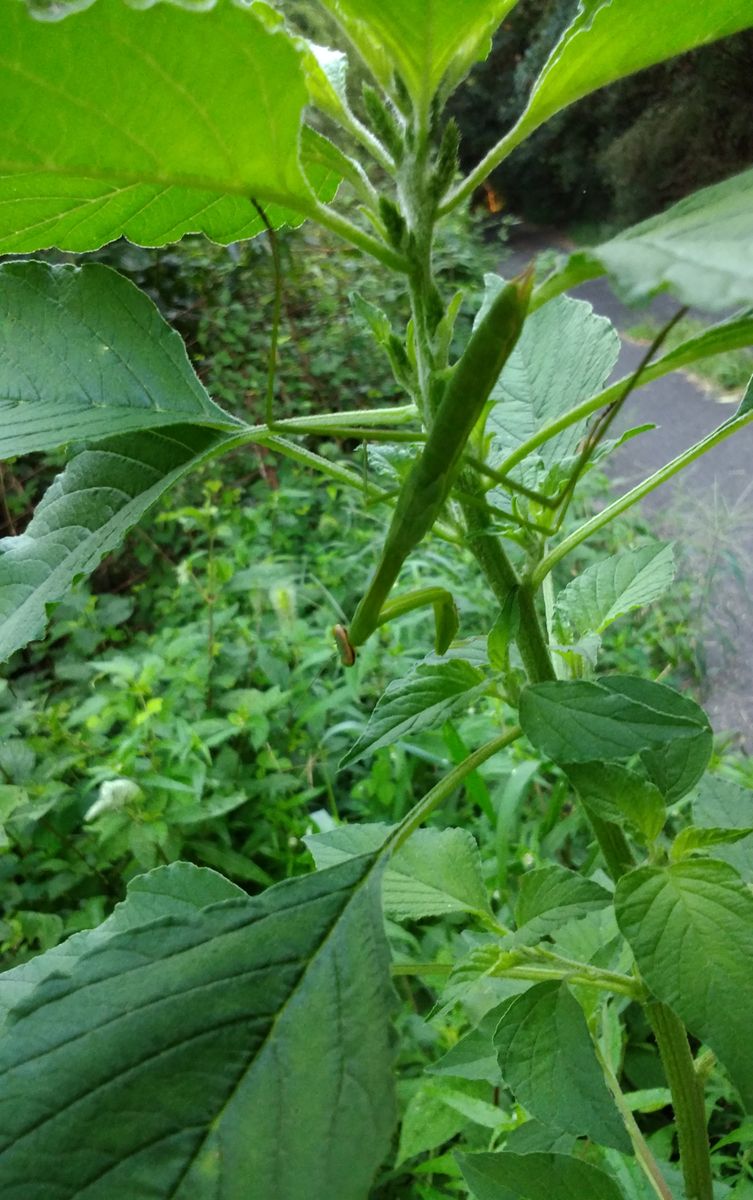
458, 1150, 626, 1200
693, 774, 753, 881
493, 982, 630, 1152
340, 661, 489, 767
615, 859, 753, 1111
555, 543, 675, 641
0, 425, 239, 662
315, 1, 517, 117
509, 2, 753, 151
595, 169, 753, 310
519, 675, 710, 765
0, 261, 238, 457
0, 858, 396, 1199
487, 290, 619, 490
0, 0, 334, 253
305, 822, 491, 921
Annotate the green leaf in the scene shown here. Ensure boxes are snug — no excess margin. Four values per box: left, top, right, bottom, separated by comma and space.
0, 425, 238, 663
496, 760, 540, 892
0, 262, 238, 458
510, 2, 753, 154
641, 728, 713, 803
0, 858, 396, 1198
427, 1012, 503, 1084
555, 543, 675, 641
504, 1122, 576, 1156
565, 762, 666, 842
736, 374, 753, 419
340, 661, 489, 767
693, 774, 753, 881
493, 982, 630, 1151
670, 825, 753, 862
488, 291, 619, 490
397, 1080, 468, 1166
615, 859, 753, 1110
315, 1, 518, 117
513, 864, 612, 944
487, 589, 521, 672
519, 675, 710, 765
0, 0, 332, 253
594, 169, 753, 310
458, 1150, 626, 1200
305, 822, 491, 920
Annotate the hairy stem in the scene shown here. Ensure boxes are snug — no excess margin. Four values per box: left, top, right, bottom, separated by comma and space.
648, 1002, 713, 1200
305, 199, 408, 272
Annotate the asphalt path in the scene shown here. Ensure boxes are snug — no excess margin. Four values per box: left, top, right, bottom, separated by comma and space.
503, 228, 753, 744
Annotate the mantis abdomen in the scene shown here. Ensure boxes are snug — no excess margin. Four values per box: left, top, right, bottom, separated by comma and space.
343, 269, 533, 657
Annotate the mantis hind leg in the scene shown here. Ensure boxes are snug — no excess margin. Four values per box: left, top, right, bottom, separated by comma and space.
334, 586, 458, 666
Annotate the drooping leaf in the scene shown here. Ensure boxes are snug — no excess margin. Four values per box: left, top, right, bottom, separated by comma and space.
555, 543, 675, 641
493, 982, 630, 1151
314, 1, 518, 117
693, 774, 753, 881
0, 0, 334, 253
0, 858, 396, 1199
565, 762, 666, 842
487, 291, 619, 489
519, 675, 710, 765
458, 1149, 626, 1200
508, 2, 753, 159
615, 859, 753, 1110
0, 425, 238, 663
305, 822, 491, 920
641, 728, 713, 803
513, 864, 612, 944
594, 169, 753, 310
0, 261, 238, 458
340, 661, 489, 767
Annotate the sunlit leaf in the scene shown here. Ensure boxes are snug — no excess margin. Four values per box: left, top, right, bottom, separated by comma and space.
0, 0, 332, 252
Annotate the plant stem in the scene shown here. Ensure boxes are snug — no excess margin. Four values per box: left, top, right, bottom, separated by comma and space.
516, 581, 557, 683
458, 484, 555, 684
389, 726, 522, 853
532, 409, 753, 585
251, 432, 461, 544
305, 199, 408, 272
249, 404, 419, 433
648, 1001, 713, 1200
595, 1040, 675, 1200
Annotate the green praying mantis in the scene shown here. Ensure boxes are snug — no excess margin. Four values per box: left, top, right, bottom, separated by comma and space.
252, 199, 683, 669
334, 268, 534, 664
334, 281, 685, 666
